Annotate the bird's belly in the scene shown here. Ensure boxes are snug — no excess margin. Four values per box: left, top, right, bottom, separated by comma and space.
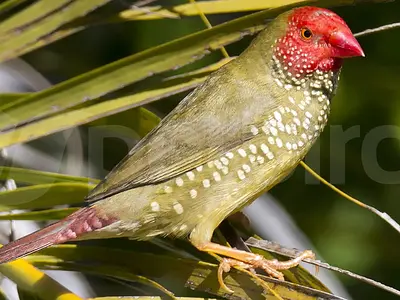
94, 138, 310, 240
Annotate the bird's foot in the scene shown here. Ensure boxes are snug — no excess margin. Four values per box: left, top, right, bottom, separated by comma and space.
217, 249, 315, 293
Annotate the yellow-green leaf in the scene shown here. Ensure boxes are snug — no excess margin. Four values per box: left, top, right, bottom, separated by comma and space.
0, 182, 93, 211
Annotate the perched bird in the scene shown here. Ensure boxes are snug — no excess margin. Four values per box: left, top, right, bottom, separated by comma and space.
0, 6, 363, 289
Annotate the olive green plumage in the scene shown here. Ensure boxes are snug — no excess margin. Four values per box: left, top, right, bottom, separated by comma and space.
85, 10, 338, 247
0, 6, 364, 265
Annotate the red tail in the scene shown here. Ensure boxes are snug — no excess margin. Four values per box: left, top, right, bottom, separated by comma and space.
0, 207, 116, 264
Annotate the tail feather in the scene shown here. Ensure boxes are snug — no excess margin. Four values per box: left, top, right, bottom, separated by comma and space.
0, 206, 117, 264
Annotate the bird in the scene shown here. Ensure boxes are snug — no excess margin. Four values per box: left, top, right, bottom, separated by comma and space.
0, 6, 364, 291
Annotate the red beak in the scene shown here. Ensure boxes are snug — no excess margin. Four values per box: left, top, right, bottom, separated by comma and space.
329, 31, 365, 58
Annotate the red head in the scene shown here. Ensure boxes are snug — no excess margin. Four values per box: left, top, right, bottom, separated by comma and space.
274, 7, 364, 77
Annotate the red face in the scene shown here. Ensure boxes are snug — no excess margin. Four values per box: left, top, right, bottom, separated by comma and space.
274, 7, 364, 77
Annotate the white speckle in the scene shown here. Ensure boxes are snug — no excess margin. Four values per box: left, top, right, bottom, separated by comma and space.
277, 122, 285, 132
289, 96, 295, 104
237, 170, 246, 180
221, 166, 229, 175
238, 148, 247, 157
279, 107, 285, 114
213, 171, 221, 182
173, 202, 184, 214
292, 143, 298, 150
242, 164, 251, 173
285, 124, 292, 134
220, 157, 229, 165
151, 201, 160, 212
214, 160, 223, 169
262, 125, 270, 135
291, 109, 298, 117
275, 78, 283, 87
249, 154, 256, 163
318, 116, 323, 121
186, 171, 195, 181
276, 138, 283, 148
190, 189, 197, 199
203, 179, 211, 188
250, 125, 259, 135
196, 166, 203, 172
314, 124, 320, 130
270, 127, 278, 136
269, 119, 277, 127
249, 144, 257, 154
301, 133, 307, 140
261, 143, 269, 154
268, 137, 275, 145
274, 111, 282, 122
285, 142, 292, 150
267, 152, 274, 160
305, 111, 313, 118
303, 122, 309, 130
299, 104, 305, 110
207, 161, 214, 168
180, 224, 188, 231
257, 156, 265, 164
164, 186, 173, 193
226, 152, 234, 159
176, 177, 184, 187
284, 84, 292, 90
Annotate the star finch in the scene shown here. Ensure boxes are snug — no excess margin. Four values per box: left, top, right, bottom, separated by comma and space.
0, 6, 364, 289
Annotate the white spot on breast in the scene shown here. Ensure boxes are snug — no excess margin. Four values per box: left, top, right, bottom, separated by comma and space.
270, 127, 278, 136
250, 125, 259, 135
292, 143, 298, 150
164, 186, 173, 193
285, 124, 292, 134
214, 160, 223, 169
180, 224, 188, 231
186, 171, 195, 181
276, 138, 283, 148
305, 111, 313, 118
196, 166, 203, 172
151, 201, 160, 212
207, 161, 214, 168
268, 137, 275, 145
226, 152, 234, 159
176, 177, 183, 187
220, 157, 229, 165
277, 122, 285, 132
301, 133, 307, 140
173, 202, 184, 214
213, 171, 221, 182
203, 179, 211, 188
249, 154, 256, 163
267, 152, 274, 160
274, 111, 282, 122
238, 148, 247, 157
242, 164, 251, 173
221, 166, 229, 175
190, 189, 197, 199
285, 142, 292, 150
257, 156, 265, 164
249, 144, 257, 154
289, 96, 295, 104
261, 143, 269, 154
237, 170, 246, 180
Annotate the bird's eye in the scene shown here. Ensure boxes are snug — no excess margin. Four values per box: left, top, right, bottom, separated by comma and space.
301, 28, 313, 40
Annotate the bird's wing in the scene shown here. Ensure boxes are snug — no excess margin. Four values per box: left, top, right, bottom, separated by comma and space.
86, 58, 278, 202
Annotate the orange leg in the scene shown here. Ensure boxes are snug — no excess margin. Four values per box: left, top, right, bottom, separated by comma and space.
195, 242, 315, 292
